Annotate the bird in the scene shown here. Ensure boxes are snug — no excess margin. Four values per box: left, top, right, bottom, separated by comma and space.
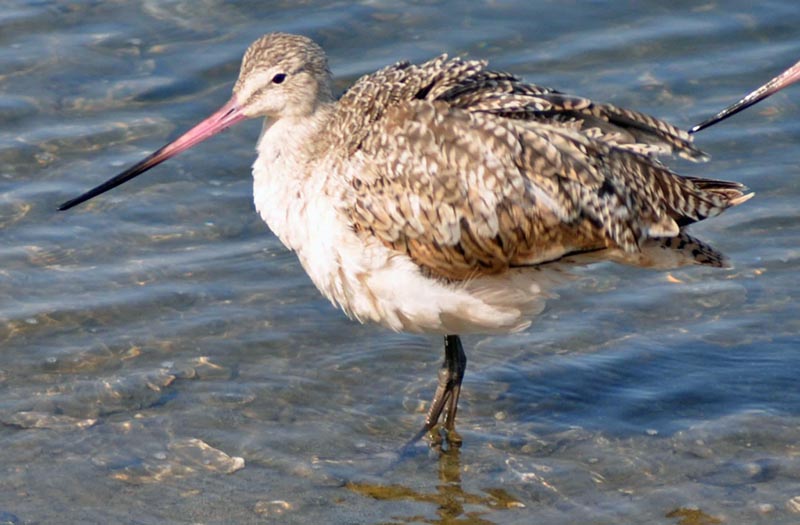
61, 32, 760, 447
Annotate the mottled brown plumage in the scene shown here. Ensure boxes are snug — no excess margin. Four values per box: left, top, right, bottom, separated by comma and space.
334, 53, 750, 280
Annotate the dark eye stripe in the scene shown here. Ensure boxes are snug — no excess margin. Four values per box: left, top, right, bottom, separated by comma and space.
272, 73, 287, 84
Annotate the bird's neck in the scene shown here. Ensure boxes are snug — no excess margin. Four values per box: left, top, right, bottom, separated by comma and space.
251, 103, 336, 251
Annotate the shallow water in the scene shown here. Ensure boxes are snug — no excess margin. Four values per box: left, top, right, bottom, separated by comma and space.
2, 1, 800, 524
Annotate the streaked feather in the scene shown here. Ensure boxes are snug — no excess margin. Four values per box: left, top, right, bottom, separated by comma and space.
328, 55, 750, 280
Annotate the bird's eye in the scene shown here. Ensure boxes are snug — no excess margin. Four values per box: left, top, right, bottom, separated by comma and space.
272, 73, 287, 84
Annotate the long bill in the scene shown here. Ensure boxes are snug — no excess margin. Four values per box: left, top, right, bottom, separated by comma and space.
690, 59, 800, 133
59, 96, 247, 211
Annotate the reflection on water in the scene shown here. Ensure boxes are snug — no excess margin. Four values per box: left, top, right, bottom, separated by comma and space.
2, 0, 800, 524
348, 449, 525, 525
666, 508, 723, 525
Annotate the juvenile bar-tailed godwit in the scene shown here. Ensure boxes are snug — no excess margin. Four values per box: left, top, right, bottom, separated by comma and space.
61, 33, 760, 446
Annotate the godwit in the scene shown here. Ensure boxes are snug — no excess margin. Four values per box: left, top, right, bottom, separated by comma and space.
61, 33, 758, 446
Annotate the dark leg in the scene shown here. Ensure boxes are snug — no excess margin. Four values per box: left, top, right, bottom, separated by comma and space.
398, 335, 467, 453
424, 334, 467, 443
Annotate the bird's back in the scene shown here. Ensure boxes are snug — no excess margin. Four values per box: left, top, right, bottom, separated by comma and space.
324, 54, 751, 281
335, 55, 705, 158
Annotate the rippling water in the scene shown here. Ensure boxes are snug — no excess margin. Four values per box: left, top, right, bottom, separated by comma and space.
2, 2, 799, 524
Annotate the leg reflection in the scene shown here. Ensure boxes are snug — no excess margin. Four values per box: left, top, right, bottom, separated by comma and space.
347, 447, 524, 524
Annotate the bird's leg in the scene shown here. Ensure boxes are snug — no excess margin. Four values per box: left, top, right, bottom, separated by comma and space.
424, 334, 467, 446
397, 335, 467, 454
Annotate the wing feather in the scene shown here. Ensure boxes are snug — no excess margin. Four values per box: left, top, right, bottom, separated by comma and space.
335, 56, 750, 280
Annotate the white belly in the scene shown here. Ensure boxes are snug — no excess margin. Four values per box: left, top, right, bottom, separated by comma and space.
256, 176, 563, 334
252, 117, 561, 335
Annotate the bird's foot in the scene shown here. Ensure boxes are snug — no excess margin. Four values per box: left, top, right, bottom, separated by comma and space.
427, 424, 462, 451
396, 334, 467, 457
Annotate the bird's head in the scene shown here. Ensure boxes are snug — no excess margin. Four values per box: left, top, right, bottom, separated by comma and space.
234, 33, 332, 119
59, 32, 331, 211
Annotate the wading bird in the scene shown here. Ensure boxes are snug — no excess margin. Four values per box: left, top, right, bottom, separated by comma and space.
63, 34, 793, 447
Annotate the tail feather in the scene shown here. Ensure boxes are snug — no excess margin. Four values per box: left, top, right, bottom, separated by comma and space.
655, 171, 754, 226
683, 176, 755, 208
659, 232, 729, 268
591, 102, 710, 162
597, 231, 730, 269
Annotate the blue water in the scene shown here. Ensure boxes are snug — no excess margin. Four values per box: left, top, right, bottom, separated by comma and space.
1, 2, 799, 524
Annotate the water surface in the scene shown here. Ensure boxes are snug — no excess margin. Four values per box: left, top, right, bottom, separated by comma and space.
1, 1, 799, 524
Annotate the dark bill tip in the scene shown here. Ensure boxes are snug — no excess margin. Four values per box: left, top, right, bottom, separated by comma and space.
58, 149, 165, 211
690, 59, 800, 134
59, 97, 244, 211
